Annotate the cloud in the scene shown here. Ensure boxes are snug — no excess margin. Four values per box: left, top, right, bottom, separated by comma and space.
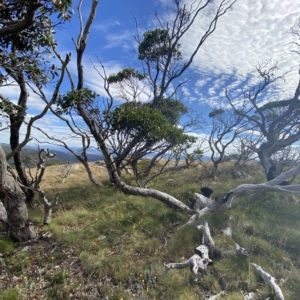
94, 19, 121, 31
102, 29, 136, 50
65, 57, 153, 103
168, 0, 300, 107
0, 83, 49, 112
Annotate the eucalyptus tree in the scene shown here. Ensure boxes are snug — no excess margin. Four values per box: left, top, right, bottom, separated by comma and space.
225, 62, 300, 181
207, 108, 244, 178
0, 0, 72, 203
0, 0, 71, 37
228, 135, 259, 167
0, 0, 72, 241
55, 0, 237, 211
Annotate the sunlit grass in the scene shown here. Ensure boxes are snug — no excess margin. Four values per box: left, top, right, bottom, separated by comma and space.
2, 161, 300, 299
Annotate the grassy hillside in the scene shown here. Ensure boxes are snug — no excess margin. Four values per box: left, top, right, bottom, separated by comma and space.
1, 161, 300, 299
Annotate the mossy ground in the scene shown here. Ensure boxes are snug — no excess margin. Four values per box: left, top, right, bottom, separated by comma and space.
1, 161, 300, 299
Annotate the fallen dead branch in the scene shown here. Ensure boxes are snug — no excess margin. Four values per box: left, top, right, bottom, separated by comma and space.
252, 263, 285, 300
164, 221, 249, 281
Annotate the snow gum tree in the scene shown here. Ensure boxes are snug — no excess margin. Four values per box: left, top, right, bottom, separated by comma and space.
56, 0, 237, 211
0, 0, 73, 204
225, 62, 300, 181
0, 0, 72, 241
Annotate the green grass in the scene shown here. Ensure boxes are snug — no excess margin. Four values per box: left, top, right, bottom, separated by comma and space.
1, 161, 300, 299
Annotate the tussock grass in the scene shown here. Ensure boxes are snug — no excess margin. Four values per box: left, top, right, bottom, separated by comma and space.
1, 161, 300, 299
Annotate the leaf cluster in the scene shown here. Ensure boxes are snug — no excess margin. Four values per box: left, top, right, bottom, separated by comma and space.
0, 1, 73, 88
110, 99, 194, 145
56, 88, 99, 114
154, 98, 187, 125
107, 68, 146, 83
186, 148, 204, 163
258, 99, 294, 112
209, 108, 225, 118
0, 97, 25, 116
138, 28, 182, 62
0, 0, 72, 52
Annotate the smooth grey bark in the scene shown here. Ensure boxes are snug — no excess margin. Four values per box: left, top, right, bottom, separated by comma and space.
184, 163, 300, 226
0, 144, 37, 241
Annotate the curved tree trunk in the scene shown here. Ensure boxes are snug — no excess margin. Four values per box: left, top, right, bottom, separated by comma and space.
257, 149, 273, 179
75, 106, 193, 213
81, 160, 102, 186
8, 73, 35, 204
117, 179, 192, 212
210, 162, 219, 180
0, 144, 36, 241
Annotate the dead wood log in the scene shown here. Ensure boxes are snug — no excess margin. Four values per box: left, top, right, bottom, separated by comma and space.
185, 164, 300, 228
208, 291, 226, 300
164, 222, 214, 281
165, 220, 250, 284
251, 263, 284, 300
164, 252, 211, 281
222, 220, 249, 257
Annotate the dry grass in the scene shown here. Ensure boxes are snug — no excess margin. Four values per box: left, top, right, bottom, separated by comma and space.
1, 160, 300, 299
40, 162, 109, 190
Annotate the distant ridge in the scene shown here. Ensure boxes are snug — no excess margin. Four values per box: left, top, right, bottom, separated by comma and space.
0, 143, 104, 165
1, 142, 210, 165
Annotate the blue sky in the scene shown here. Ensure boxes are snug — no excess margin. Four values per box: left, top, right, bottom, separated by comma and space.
1, 0, 300, 154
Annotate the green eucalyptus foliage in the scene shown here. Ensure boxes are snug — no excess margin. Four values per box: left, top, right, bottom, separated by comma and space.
138, 28, 182, 61
209, 108, 225, 118
110, 100, 195, 145
185, 148, 203, 163
107, 68, 146, 83
259, 98, 295, 112
56, 88, 99, 114
0, 0, 73, 51
154, 98, 187, 125
0, 0, 73, 87
0, 98, 25, 118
